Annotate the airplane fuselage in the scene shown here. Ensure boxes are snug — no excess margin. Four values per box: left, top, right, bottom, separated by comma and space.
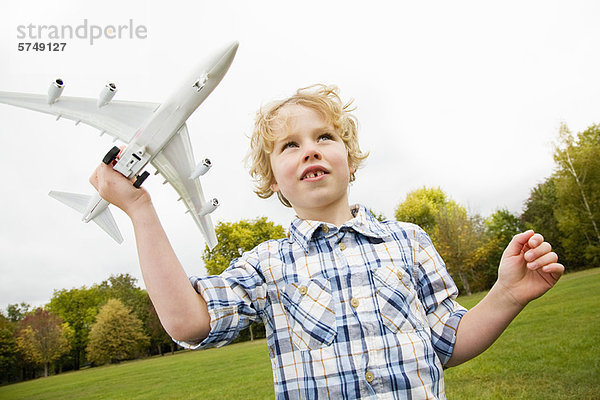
113, 43, 237, 180
82, 42, 238, 223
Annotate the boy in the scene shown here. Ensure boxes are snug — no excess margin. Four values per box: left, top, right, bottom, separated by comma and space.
90, 84, 564, 399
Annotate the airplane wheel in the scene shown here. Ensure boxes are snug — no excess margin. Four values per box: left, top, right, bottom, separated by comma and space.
103, 146, 121, 165
133, 171, 150, 188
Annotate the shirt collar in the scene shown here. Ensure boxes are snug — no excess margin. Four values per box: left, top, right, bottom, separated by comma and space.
289, 204, 391, 252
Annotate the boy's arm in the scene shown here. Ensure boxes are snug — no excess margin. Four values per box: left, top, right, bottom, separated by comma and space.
446, 230, 564, 367
90, 161, 211, 343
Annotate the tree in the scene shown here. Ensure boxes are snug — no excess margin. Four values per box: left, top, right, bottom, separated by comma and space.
432, 202, 483, 296
47, 286, 103, 370
368, 209, 387, 222
472, 209, 524, 291
6, 303, 31, 323
96, 274, 149, 329
396, 187, 483, 295
395, 187, 448, 234
146, 301, 174, 356
521, 177, 563, 260
86, 299, 149, 365
203, 217, 286, 275
47, 275, 150, 370
486, 209, 523, 242
0, 314, 19, 383
202, 217, 285, 341
553, 123, 600, 268
15, 308, 72, 377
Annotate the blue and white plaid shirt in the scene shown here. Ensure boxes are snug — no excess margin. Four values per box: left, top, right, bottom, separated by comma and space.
179, 205, 467, 399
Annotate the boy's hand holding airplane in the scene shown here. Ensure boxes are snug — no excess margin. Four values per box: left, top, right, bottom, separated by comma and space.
89, 149, 151, 217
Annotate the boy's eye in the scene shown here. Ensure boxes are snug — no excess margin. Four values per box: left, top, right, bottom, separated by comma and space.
318, 133, 334, 142
282, 141, 298, 150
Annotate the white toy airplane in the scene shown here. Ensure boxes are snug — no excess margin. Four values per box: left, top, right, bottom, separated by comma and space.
0, 41, 239, 249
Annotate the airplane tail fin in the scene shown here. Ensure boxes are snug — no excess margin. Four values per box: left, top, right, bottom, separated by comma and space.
93, 205, 124, 244
48, 191, 89, 213
49, 191, 124, 243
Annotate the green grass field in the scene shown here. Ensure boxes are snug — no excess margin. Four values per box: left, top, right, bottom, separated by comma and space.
1, 268, 598, 399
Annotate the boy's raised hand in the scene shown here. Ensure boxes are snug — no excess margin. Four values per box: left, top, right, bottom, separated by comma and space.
448, 231, 565, 366
497, 230, 564, 307
89, 149, 152, 217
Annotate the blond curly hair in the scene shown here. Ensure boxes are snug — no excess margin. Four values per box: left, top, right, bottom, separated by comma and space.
247, 84, 368, 207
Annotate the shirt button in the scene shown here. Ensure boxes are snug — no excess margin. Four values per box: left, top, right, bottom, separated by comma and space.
322, 225, 329, 234
350, 298, 359, 308
396, 270, 403, 280
339, 242, 346, 251
365, 371, 374, 383
298, 286, 308, 295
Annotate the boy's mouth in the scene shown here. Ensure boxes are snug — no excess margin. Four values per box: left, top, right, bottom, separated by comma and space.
300, 166, 329, 180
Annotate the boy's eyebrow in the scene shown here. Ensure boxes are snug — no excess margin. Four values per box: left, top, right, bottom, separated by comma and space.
275, 125, 335, 143
273, 132, 293, 144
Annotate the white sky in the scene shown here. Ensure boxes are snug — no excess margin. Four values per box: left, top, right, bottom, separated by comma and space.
1, 0, 598, 311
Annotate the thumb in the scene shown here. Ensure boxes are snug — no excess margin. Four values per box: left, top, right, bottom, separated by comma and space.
504, 230, 535, 257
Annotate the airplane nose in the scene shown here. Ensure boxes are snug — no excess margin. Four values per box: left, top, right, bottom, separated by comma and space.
219, 41, 239, 65
228, 41, 240, 55
207, 41, 239, 78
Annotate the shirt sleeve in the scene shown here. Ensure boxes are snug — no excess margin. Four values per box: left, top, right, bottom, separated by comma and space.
174, 249, 268, 350
412, 227, 467, 366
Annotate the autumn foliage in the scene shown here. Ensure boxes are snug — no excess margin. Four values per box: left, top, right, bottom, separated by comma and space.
86, 299, 149, 365
15, 309, 72, 377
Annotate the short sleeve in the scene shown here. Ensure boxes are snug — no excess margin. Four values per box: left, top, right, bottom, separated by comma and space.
174, 249, 268, 350
412, 227, 467, 366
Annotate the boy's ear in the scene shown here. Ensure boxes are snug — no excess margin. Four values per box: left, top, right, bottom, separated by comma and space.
347, 156, 355, 174
270, 181, 279, 193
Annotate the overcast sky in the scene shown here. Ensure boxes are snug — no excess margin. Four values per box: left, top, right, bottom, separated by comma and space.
1, 0, 598, 311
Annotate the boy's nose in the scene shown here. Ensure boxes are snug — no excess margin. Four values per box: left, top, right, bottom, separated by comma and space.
303, 149, 322, 162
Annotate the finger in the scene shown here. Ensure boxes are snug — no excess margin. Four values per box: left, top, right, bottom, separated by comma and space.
504, 230, 535, 257
528, 233, 545, 248
89, 166, 100, 189
527, 251, 558, 270
541, 263, 565, 276
100, 161, 137, 186
90, 162, 117, 189
524, 242, 552, 262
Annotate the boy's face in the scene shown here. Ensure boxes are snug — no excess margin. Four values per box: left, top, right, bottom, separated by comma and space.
269, 104, 353, 220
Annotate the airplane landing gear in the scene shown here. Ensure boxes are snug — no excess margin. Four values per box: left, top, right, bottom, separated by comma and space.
133, 171, 150, 188
102, 146, 121, 165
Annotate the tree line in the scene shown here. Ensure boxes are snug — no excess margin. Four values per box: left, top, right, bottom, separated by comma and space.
0, 274, 174, 384
1, 122, 597, 384
394, 123, 599, 294
0, 218, 287, 385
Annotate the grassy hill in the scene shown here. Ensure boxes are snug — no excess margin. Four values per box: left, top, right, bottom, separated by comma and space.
1, 268, 598, 399
445, 267, 599, 399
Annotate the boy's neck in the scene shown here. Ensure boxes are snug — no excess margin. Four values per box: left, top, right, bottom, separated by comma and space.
293, 199, 354, 227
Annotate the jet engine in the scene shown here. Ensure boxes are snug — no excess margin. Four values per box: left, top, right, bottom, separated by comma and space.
97, 83, 117, 107
189, 158, 212, 179
198, 198, 219, 216
47, 79, 64, 104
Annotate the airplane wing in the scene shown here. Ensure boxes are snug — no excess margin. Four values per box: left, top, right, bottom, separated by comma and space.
0, 92, 158, 143
151, 123, 218, 249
